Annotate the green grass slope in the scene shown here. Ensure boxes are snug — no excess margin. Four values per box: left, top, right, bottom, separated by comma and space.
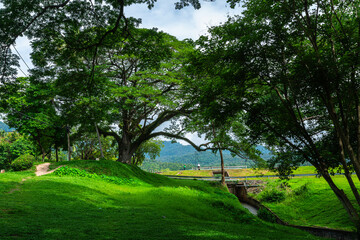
253, 176, 360, 231
0, 160, 322, 240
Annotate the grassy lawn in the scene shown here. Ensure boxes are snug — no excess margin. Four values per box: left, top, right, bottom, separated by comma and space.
161, 166, 318, 177
0, 160, 321, 240
252, 176, 359, 231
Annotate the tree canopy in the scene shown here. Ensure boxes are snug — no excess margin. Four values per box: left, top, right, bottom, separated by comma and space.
187, 0, 360, 233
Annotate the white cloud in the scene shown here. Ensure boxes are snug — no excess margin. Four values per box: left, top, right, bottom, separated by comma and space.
126, 0, 242, 40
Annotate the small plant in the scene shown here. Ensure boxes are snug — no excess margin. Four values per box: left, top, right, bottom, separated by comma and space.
11, 154, 34, 171
293, 183, 308, 196
257, 207, 276, 223
259, 189, 286, 203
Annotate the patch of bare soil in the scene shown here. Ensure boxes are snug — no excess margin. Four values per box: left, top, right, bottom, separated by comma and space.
35, 163, 62, 176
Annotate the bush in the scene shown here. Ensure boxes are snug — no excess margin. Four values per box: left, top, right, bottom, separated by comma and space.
259, 189, 286, 203
293, 183, 308, 196
11, 154, 34, 171
257, 207, 276, 223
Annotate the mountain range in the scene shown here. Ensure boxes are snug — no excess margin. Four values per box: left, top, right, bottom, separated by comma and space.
140, 141, 272, 172
0, 121, 14, 132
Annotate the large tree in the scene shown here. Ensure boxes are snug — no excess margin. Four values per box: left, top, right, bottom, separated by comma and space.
0, 0, 220, 164
188, 0, 360, 234
27, 20, 199, 163
0, 0, 205, 85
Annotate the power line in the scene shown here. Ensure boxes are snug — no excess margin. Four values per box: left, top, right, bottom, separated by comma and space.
11, 44, 31, 70
16, 66, 28, 77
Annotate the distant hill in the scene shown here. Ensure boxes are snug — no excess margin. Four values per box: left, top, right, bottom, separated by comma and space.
0, 121, 14, 132
156, 141, 271, 167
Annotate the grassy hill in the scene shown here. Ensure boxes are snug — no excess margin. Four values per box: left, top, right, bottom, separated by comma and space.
0, 160, 320, 240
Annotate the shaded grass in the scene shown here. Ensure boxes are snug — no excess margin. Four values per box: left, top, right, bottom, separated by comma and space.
0, 171, 34, 193
0, 161, 322, 239
253, 176, 359, 231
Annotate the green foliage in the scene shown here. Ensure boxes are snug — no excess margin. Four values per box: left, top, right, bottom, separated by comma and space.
257, 208, 276, 223
186, 0, 360, 229
292, 183, 309, 197
132, 139, 163, 166
11, 154, 34, 171
0, 131, 36, 169
2, 78, 67, 161
259, 188, 286, 203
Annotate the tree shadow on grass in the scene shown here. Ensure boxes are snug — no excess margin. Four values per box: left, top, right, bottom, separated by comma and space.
0, 177, 320, 240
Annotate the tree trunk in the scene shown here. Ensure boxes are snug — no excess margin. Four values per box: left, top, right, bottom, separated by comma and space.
95, 123, 104, 159
321, 170, 360, 224
67, 130, 71, 161
338, 136, 360, 205
55, 146, 59, 162
117, 133, 134, 164
35, 137, 46, 162
219, 148, 226, 186
117, 147, 133, 164
212, 123, 227, 187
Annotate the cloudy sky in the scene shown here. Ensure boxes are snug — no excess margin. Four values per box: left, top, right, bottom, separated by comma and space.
13, 0, 241, 77
10, 0, 242, 145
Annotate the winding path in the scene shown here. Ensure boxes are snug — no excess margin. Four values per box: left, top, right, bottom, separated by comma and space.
7, 163, 62, 194
35, 163, 61, 176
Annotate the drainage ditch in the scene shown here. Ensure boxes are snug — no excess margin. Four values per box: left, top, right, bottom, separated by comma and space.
227, 183, 356, 240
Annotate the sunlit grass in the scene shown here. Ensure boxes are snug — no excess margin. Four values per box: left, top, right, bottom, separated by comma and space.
0, 161, 322, 239
162, 166, 317, 177
253, 175, 359, 231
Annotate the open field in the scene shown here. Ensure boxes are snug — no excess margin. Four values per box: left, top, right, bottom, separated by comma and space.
252, 175, 360, 231
0, 161, 321, 240
161, 166, 318, 177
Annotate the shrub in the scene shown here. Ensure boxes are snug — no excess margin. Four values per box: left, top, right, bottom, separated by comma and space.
293, 183, 308, 196
257, 207, 276, 223
11, 154, 34, 171
259, 189, 286, 203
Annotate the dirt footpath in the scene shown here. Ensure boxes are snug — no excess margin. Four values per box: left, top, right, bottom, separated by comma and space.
36, 163, 62, 176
